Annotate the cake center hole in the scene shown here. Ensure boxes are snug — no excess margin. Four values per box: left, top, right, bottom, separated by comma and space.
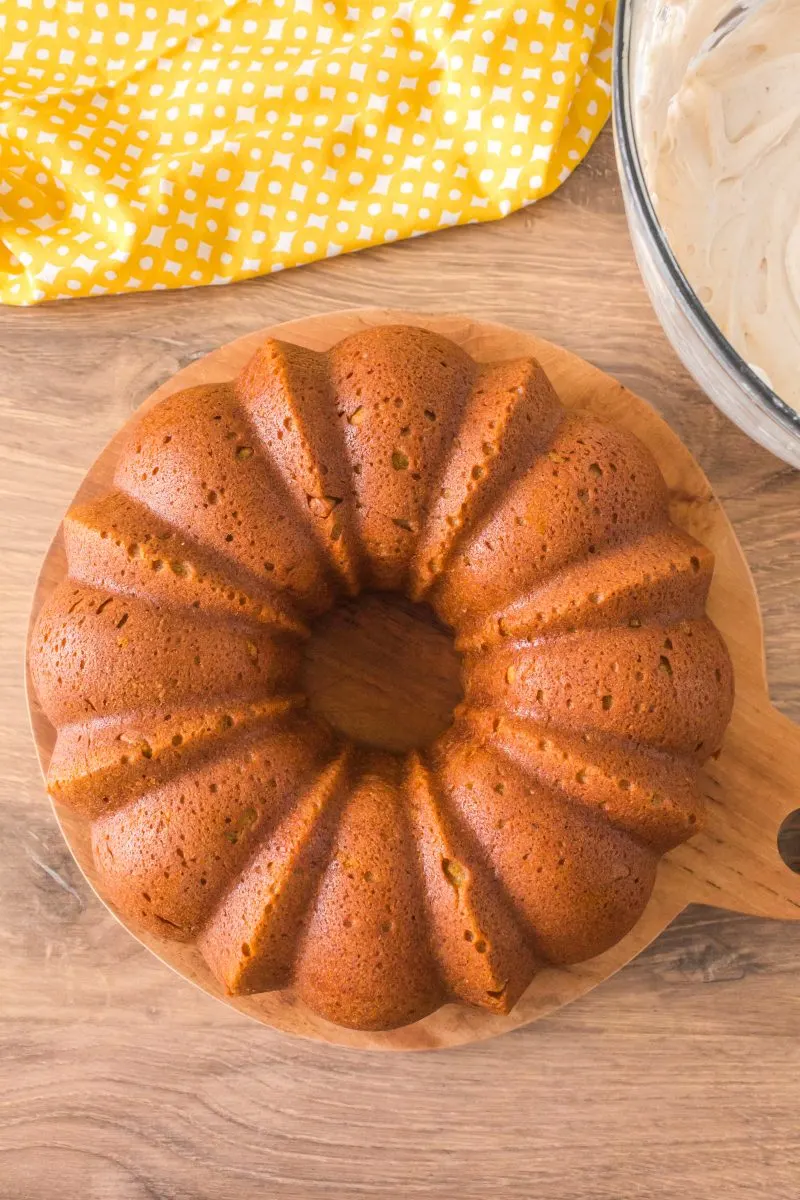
302, 593, 464, 753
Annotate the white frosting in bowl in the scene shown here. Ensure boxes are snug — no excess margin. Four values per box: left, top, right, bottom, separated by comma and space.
634, 0, 800, 413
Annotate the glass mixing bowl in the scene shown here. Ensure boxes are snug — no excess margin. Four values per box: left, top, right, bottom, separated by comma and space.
612, 0, 800, 468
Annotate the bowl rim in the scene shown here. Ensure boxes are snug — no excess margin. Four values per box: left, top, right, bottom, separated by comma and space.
612, 0, 800, 442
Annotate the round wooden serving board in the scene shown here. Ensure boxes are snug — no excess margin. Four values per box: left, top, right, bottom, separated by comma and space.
26, 309, 800, 1051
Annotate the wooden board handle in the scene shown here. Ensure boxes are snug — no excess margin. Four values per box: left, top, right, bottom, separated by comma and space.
668, 700, 800, 920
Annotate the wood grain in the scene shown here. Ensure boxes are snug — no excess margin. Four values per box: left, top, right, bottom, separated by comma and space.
2, 127, 800, 1192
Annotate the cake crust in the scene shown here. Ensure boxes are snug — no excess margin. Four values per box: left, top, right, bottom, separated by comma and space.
30, 326, 735, 1031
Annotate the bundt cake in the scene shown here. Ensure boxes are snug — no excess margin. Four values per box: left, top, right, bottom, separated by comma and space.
30, 325, 734, 1031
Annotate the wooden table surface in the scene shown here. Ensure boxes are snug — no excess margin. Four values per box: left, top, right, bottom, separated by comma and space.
2, 128, 799, 1199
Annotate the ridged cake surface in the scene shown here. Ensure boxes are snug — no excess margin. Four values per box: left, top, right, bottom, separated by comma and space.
30, 326, 734, 1031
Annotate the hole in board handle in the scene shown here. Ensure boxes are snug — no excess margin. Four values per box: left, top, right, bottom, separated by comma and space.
777, 811, 800, 875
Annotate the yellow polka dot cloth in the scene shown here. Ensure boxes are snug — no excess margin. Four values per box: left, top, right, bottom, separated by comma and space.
0, 0, 615, 305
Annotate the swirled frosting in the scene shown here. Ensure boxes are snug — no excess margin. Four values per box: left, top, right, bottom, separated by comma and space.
635, 0, 800, 412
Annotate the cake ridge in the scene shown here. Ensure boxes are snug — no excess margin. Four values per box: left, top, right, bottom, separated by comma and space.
326, 325, 477, 593
460, 703, 703, 769
405, 750, 536, 1013
420, 744, 559, 969
192, 385, 344, 607
433, 408, 672, 629
198, 748, 352, 997
455, 523, 714, 650
114, 380, 339, 616
91, 709, 341, 943
236, 338, 362, 596
411, 356, 565, 602
48, 696, 308, 820
400, 349, 480, 600
289, 744, 444, 1030
430, 732, 660, 966
66, 489, 309, 636
31, 581, 303, 728
469, 715, 703, 856
463, 616, 734, 760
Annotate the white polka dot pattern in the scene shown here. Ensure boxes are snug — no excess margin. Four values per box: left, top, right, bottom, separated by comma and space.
0, 0, 615, 305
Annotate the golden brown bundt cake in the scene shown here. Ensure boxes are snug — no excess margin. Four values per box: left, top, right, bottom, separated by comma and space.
29, 325, 734, 1032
